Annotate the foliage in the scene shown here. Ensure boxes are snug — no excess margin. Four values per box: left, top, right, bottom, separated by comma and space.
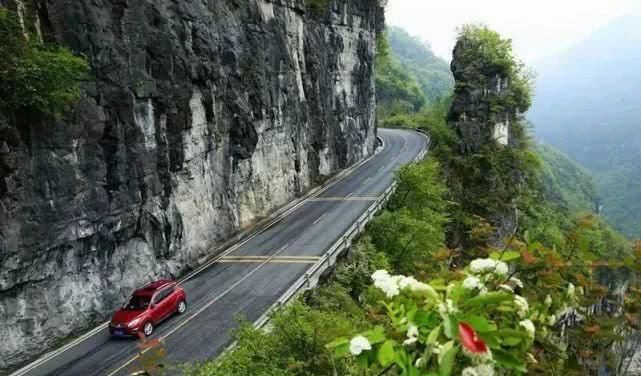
0, 8, 88, 118
452, 24, 533, 113
187, 22, 641, 376
387, 27, 454, 104
368, 159, 449, 274
328, 257, 567, 375
189, 302, 367, 376
376, 31, 428, 118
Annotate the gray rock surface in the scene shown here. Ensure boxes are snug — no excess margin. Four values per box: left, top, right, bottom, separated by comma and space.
447, 36, 524, 246
0, 0, 383, 370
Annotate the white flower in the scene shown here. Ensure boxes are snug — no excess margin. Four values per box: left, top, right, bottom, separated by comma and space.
349, 335, 371, 355
463, 276, 481, 290
510, 277, 524, 288
438, 299, 457, 317
567, 283, 575, 297
520, 319, 536, 338
372, 271, 400, 298
475, 364, 495, 376
514, 295, 529, 317
407, 324, 419, 338
494, 261, 509, 275
469, 258, 508, 275
499, 284, 514, 293
403, 324, 419, 346
462, 367, 479, 376
397, 276, 439, 298
398, 276, 418, 290
371, 270, 390, 283
470, 258, 496, 274
544, 294, 553, 307
409, 281, 438, 298
414, 357, 423, 367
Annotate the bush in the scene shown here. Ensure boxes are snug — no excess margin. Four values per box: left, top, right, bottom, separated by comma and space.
0, 8, 88, 118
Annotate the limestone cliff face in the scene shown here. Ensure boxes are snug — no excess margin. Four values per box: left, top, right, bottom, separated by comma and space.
0, 0, 383, 369
447, 36, 527, 245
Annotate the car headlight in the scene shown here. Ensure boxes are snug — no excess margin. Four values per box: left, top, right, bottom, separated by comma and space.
128, 318, 143, 328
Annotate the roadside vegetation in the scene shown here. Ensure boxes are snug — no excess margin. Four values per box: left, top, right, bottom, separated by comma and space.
182, 25, 641, 376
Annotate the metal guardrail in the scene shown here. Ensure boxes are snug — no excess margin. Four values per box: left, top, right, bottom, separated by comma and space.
254, 130, 430, 329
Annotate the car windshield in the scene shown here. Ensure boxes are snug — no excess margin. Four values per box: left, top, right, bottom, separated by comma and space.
123, 294, 151, 310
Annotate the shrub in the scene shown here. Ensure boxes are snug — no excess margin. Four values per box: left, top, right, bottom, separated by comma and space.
0, 8, 88, 118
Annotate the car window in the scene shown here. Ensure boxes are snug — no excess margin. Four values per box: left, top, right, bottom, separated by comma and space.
124, 294, 151, 310
153, 287, 173, 304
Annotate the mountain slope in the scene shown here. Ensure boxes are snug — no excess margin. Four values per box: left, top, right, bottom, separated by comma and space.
528, 15, 641, 237
387, 26, 453, 104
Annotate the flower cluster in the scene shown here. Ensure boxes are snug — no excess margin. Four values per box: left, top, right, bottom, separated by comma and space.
469, 258, 509, 275
371, 270, 438, 299
329, 259, 549, 375
349, 335, 371, 355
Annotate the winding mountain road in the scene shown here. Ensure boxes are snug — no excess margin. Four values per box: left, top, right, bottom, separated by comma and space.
13, 128, 427, 376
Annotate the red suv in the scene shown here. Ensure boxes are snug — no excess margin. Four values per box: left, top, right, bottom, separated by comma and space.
109, 279, 187, 337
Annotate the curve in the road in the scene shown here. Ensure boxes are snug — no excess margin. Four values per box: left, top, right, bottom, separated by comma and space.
14, 128, 427, 376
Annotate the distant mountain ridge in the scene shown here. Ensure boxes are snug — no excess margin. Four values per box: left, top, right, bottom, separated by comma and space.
387, 26, 453, 104
528, 15, 641, 237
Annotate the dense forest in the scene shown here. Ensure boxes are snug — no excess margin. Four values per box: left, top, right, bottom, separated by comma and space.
529, 15, 641, 238
375, 27, 452, 121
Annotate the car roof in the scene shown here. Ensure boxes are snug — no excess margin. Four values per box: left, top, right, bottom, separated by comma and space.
133, 279, 174, 296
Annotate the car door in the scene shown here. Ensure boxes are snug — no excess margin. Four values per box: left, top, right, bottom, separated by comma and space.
152, 287, 174, 321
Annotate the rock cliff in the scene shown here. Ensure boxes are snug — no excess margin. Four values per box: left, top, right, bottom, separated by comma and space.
447, 29, 530, 246
0, 0, 383, 369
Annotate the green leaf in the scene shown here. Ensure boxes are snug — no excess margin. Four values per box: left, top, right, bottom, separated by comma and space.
377, 340, 396, 367
463, 315, 497, 333
414, 310, 438, 327
462, 292, 512, 308
333, 343, 351, 358
490, 250, 521, 261
366, 326, 387, 344
438, 343, 459, 376
326, 337, 348, 349
427, 325, 441, 345
503, 336, 522, 346
443, 316, 456, 339
356, 352, 370, 368
497, 328, 530, 339
493, 348, 527, 372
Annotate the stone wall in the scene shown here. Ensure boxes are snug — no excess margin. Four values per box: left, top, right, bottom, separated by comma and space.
0, 0, 383, 369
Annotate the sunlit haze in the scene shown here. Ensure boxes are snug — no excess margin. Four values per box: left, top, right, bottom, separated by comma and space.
386, 0, 641, 63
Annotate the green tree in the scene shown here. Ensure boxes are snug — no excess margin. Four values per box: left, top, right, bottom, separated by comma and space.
0, 8, 88, 119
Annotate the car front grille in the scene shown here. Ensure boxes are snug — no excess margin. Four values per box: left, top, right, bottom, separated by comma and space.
110, 323, 125, 329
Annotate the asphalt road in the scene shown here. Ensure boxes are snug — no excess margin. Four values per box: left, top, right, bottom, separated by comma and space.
18, 128, 427, 376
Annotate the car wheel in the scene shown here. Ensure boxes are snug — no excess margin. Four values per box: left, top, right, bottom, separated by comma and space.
143, 322, 154, 336
177, 300, 187, 314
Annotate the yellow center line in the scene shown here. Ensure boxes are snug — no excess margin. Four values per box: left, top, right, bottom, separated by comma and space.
218, 255, 321, 264
107, 242, 292, 376
221, 255, 321, 259
217, 259, 318, 264
308, 197, 378, 201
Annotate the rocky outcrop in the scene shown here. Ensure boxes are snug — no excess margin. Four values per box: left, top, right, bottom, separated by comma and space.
447, 33, 528, 246
0, 0, 383, 369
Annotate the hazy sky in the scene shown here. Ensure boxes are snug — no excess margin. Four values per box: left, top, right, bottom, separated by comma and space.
386, 0, 641, 63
